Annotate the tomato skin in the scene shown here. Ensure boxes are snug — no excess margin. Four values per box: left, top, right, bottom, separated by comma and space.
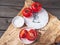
19, 28, 38, 41
26, 29, 38, 41
19, 29, 28, 38
22, 8, 33, 18
31, 2, 42, 12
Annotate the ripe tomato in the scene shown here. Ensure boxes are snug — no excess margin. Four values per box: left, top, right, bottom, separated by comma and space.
19, 28, 38, 41
22, 8, 32, 18
31, 2, 42, 12
19, 29, 28, 38
26, 29, 38, 41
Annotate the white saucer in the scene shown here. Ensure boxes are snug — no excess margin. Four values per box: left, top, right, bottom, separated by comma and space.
24, 8, 49, 29
20, 38, 34, 44
20, 27, 36, 44
12, 16, 24, 28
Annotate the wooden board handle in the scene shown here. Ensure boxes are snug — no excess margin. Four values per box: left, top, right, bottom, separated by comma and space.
25, 0, 33, 7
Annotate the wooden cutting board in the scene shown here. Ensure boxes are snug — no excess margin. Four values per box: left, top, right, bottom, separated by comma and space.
0, 0, 60, 45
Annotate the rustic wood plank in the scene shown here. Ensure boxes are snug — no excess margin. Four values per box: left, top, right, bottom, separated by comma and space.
34, 0, 60, 8
0, 0, 60, 17
46, 8, 60, 20
0, 6, 20, 17
56, 43, 60, 45
0, 6, 60, 18
55, 36, 60, 43
0, 0, 60, 8
0, 18, 12, 30
0, 0, 24, 7
0, 31, 4, 38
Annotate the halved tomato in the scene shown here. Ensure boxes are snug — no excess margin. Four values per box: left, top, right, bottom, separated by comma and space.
22, 8, 33, 18
31, 2, 42, 12
19, 29, 28, 38
26, 29, 38, 41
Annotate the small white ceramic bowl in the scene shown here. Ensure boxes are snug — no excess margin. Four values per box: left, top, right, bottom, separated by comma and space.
12, 16, 24, 28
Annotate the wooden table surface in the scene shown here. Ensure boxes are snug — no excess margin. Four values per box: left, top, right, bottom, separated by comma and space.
0, 0, 60, 45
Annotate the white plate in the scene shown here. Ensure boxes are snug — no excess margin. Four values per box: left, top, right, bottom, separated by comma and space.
20, 38, 34, 44
24, 8, 49, 29
12, 16, 24, 28
20, 27, 35, 44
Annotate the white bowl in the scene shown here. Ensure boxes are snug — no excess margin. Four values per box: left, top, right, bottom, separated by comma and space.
12, 16, 24, 28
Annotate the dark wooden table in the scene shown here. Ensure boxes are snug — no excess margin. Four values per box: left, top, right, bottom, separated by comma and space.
0, 0, 60, 45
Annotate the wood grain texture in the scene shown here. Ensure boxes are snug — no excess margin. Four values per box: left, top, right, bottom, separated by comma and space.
0, 0, 60, 18
46, 8, 60, 20
0, 6, 60, 18
34, 0, 60, 8
55, 36, 60, 43
0, 0, 60, 45
0, 31, 4, 38
0, 18, 12, 30
0, 0, 60, 8
0, 6, 19, 17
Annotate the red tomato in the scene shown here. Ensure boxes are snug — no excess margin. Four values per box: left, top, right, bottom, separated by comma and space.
22, 8, 32, 18
31, 2, 42, 12
26, 29, 38, 41
19, 29, 28, 38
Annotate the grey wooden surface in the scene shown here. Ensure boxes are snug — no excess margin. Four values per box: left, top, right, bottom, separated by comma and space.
0, 0, 60, 44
